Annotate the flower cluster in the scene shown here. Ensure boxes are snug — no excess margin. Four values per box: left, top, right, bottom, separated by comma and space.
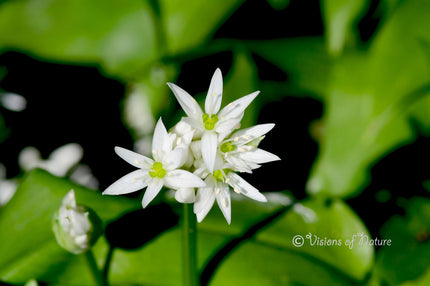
104, 69, 280, 224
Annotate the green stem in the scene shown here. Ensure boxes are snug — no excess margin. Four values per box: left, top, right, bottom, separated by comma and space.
102, 246, 114, 286
182, 203, 199, 286
85, 250, 105, 286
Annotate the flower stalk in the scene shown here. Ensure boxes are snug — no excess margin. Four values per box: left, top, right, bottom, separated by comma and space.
182, 203, 199, 286
85, 250, 105, 286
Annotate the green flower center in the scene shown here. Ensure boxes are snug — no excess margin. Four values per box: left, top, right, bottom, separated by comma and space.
149, 162, 166, 178
220, 141, 235, 153
213, 169, 228, 182
202, 113, 219, 130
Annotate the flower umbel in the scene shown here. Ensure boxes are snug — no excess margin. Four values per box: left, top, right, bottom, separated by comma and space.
103, 118, 205, 208
105, 68, 280, 224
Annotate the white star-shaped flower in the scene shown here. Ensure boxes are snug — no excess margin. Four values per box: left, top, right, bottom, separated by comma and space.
193, 167, 267, 224
167, 68, 258, 173
103, 118, 205, 208
220, 124, 281, 173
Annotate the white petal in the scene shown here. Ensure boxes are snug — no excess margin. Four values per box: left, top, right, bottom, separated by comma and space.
48, 143, 83, 176
218, 91, 259, 120
205, 68, 223, 115
232, 124, 275, 144
226, 172, 267, 202
175, 188, 196, 203
215, 116, 242, 135
167, 83, 203, 120
201, 132, 218, 172
164, 147, 186, 170
164, 169, 205, 189
225, 155, 253, 173
152, 118, 172, 161
142, 179, 163, 208
62, 189, 77, 208
190, 141, 202, 159
215, 183, 231, 224
194, 178, 216, 222
239, 149, 281, 164
115, 146, 153, 169
103, 170, 149, 195
70, 211, 91, 235
181, 117, 204, 134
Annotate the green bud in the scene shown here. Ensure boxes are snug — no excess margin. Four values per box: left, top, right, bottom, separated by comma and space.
52, 190, 102, 254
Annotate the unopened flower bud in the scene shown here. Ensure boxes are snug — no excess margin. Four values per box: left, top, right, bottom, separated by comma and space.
53, 190, 102, 254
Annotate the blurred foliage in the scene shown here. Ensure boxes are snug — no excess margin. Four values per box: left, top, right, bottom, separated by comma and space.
373, 197, 430, 285
0, 170, 140, 282
0, 170, 372, 285
0, 0, 430, 285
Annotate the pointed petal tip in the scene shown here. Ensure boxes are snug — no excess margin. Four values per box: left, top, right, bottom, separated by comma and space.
141, 200, 149, 208
259, 194, 268, 203
196, 212, 204, 223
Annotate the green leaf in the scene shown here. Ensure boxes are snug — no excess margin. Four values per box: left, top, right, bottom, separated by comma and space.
373, 197, 430, 285
320, 0, 368, 55
0, 169, 140, 283
250, 37, 332, 97
160, 0, 245, 54
0, 0, 157, 78
47, 193, 289, 286
307, 0, 430, 197
399, 268, 430, 286
255, 198, 373, 281
210, 242, 353, 285
266, 0, 290, 10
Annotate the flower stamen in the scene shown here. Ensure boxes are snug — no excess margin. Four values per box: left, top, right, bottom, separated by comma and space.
202, 113, 219, 130
149, 162, 166, 178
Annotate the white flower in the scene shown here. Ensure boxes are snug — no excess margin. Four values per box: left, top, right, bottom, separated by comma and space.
167, 68, 258, 172
170, 119, 195, 168
103, 118, 205, 208
220, 124, 281, 173
19, 143, 84, 177
0, 163, 17, 207
175, 188, 196, 203
53, 190, 94, 254
194, 168, 267, 224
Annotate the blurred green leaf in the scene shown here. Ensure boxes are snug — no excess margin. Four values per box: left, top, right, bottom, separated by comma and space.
255, 198, 373, 281
251, 37, 332, 97
1, 170, 372, 285
252, 0, 430, 198
160, 0, 245, 54
210, 242, 352, 285
267, 0, 290, 10
0, 169, 140, 283
307, 0, 430, 197
0, 0, 245, 80
400, 268, 430, 286
0, 0, 157, 78
209, 198, 372, 285
320, 0, 368, 55
47, 193, 288, 285
373, 197, 430, 285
